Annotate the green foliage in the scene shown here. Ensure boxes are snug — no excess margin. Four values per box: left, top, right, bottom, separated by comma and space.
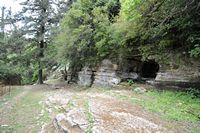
1, 0, 200, 83
114, 0, 200, 62
56, 0, 200, 67
120, 0, 142, 21
55, 0, 120, 68
0, 0, 69, 84
186, 88, 200, 99
189, 45, 200, 58
127, 79, 134, 86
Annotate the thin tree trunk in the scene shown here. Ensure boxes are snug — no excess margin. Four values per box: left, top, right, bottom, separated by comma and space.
37, 6, 46, 84
38, 59, 43, 84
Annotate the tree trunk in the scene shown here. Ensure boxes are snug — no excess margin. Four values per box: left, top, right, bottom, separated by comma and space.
37, 7, 46, 84
38, 60, 43, 84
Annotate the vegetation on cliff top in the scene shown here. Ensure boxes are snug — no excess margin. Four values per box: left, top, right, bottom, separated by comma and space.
55, 0, 200, 68
0, 0, 199, 83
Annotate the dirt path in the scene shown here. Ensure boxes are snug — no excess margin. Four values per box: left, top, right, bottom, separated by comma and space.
0, 84, 198, 133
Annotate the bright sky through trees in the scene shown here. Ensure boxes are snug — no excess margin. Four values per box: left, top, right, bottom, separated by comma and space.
0, 0, 22, 13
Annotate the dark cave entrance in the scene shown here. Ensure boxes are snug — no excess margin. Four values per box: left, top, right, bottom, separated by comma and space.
141, 61, 159, 79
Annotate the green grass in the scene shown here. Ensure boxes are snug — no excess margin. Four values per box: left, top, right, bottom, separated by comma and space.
0, 87, 22, 107
109, 86, 200, 121
67, 99, 74, 109
0, 89, 50, 133
83, 99, 94, 133
12, 92, 49, 132
142, 89, 200, 121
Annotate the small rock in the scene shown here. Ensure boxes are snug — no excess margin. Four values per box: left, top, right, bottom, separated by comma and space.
41, 109, 45, 114
48, 108, 52, 113
40, 124, 48, 133
55, 113, 69, 132
133, 87, 147, 94
54, 106, 59, 110
1, 125, 9, 127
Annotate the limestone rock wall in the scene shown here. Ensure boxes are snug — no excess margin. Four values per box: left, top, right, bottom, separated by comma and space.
93, 59, 121, 86
78, 67, 93, 86
154, 70, 200, 88
77, 58, 200, 88
78, 59, 141, 86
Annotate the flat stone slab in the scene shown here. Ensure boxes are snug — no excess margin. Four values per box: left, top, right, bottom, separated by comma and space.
89, 96, 171, 133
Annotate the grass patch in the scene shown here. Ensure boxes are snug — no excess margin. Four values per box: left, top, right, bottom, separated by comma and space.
0, 87, 22, 107
67, 99, 74, 109
110, 92, 141, 103
3, 90, 50, 132
109, 86, 200, 121
83, 99, 94, 133
142, 89, 200, 121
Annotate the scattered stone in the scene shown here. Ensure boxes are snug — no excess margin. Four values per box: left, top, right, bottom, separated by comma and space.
1, 125, 9, 127
48, 108, 52, 113
53, 108, 89, 133
45, 101, 51, 106
66, 108, 88, 130
40, 124, 48, 133
48, 96, 57, 104
133, 87, 147, 94
89, 97, 171, 133
54, 106, 60, 110
54, 113, 72, 133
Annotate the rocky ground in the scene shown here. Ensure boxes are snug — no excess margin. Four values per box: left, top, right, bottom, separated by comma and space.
0, 83, 199, 133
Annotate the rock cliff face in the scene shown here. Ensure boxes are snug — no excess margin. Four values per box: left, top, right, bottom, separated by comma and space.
48, 58, 199, 88
78, 59, 140, 86
93, 59, 121, 86
77, 59, 200, 88
154, 66, 200, 88
78, 67, 93, 86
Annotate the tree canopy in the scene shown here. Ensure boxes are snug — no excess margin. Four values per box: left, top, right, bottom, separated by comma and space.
0, 0, 199, 83
55, 0, 200, 69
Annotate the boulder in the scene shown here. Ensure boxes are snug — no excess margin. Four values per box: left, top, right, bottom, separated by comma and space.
53, 109, 88, 133
133, 87, 147, 94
